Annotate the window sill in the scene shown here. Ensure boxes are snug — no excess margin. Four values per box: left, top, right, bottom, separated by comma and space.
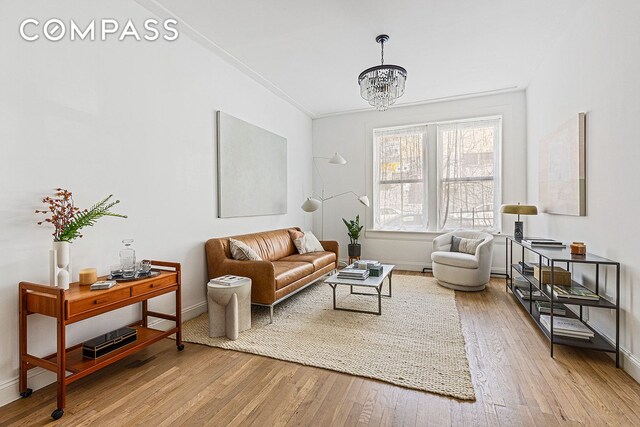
365, 228, 507, 241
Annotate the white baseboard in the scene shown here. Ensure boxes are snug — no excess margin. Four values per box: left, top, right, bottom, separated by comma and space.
620, 348, 640, 383
148, 300, 207, 330
0, 367, 57, 408
0, 300, 208, 409
340, 258, 507, 275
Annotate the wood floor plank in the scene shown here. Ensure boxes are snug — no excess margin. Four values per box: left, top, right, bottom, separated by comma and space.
1, 272, 639, 426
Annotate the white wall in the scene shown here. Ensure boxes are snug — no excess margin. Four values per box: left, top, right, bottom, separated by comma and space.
526, 1, 640, 378
312, 91, 527, 271
0, 0, 312, 405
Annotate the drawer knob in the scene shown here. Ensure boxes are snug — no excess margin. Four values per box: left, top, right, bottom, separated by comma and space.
94, 298, 108, 305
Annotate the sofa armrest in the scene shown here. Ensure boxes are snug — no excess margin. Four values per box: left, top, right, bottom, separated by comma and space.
320, 240, 339, 260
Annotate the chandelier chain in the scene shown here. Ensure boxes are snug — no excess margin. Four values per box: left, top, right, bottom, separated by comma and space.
381, 39, 384, 65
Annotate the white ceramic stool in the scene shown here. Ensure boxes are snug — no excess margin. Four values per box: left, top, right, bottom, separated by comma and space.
207, 276, 252, 340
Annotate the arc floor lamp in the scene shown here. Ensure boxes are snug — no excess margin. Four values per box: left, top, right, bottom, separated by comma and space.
301, 152, 370, 239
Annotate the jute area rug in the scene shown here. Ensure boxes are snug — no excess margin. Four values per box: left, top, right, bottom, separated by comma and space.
178, 274, 475, 400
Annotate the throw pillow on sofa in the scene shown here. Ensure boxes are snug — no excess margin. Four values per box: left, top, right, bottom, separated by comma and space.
229, 238, 262, 261
293, 231, 324, 254
451, 236, 483, 255
288, 229, 304, 241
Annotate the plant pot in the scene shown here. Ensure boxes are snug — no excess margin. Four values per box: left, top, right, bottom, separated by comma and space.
348, 243, 361, 257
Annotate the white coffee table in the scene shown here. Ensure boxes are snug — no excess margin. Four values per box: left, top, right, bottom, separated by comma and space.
324, 264, 395, 315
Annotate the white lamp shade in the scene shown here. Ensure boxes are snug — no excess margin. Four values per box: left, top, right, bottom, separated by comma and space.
358, 195, 370, 207
329, 152, 347, 165
301, 197, 321, 212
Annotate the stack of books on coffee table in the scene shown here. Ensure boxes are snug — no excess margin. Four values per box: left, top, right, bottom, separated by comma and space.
540, 314, 594, 340
337, 268, 369, 280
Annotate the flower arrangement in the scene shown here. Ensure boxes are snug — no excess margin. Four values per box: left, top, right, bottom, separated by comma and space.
36, 188, 127, 242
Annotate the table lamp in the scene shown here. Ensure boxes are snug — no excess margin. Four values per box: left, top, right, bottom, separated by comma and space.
500, 203, 538, 241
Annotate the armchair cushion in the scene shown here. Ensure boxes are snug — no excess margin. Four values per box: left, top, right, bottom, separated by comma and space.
431, 251, 479, 269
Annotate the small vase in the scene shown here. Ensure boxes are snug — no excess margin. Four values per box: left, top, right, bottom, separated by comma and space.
51, 241, 71, 289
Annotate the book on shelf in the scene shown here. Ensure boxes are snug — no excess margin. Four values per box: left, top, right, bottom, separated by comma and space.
522, 238, 566, 248
514, 287, 545, 301
539, 314, 594, 340
512, 278, 533, 290
535, 301, 566, 315
337, 268, 369, 280
518, 261, 534, 274
547, 283, 599, 301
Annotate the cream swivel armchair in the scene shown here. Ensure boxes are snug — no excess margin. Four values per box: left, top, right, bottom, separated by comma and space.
430, 231, 494, 291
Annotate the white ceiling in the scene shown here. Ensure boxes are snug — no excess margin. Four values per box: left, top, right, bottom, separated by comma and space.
154, 0, 583, 118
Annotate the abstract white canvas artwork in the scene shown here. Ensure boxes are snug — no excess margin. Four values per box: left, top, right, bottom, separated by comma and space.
217, 111, 287, 218
539, 113, 586, 216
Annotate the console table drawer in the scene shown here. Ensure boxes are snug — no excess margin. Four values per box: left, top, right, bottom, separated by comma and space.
131, 275, 176, 297
67, 288, 131, 317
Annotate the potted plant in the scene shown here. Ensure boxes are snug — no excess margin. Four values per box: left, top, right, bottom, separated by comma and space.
342, 214, 364, 257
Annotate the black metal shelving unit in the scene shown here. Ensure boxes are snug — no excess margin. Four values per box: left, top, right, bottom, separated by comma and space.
506, 237, 621, 367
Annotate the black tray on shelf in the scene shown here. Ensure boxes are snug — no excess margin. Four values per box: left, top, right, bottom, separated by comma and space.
108, 270, 160, 282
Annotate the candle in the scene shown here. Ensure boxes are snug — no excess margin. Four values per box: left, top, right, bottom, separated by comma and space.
79, 268, 98, 286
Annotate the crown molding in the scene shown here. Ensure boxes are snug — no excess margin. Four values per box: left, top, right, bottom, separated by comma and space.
134, 0, 316, 118
313, 86, 522, 120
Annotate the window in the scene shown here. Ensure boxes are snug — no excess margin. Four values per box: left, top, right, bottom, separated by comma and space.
373, 117, 501, 232
373, 125, 428, 231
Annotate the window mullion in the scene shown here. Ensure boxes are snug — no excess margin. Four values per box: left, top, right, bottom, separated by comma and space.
426, 125, 438, 231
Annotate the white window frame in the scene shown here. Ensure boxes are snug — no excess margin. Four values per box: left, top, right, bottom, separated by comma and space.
372, 125, 429, 232
371, 115, 502, 233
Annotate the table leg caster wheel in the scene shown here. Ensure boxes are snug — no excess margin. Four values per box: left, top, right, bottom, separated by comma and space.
177, 344, 184, 351
51, 408, 64, 420
20, 388, 32, 398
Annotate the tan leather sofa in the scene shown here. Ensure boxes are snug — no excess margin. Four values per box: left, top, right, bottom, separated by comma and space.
205, 227, 338, 321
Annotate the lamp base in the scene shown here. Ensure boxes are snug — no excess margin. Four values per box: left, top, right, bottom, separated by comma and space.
514, 221, 524, 241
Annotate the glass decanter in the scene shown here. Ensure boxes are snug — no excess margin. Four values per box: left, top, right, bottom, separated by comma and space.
120, 239, 136, 278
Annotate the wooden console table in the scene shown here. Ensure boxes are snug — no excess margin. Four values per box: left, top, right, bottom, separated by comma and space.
18, 260, 183, 420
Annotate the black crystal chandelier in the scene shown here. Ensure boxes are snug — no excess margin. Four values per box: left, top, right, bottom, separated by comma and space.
358, 34, 407, 111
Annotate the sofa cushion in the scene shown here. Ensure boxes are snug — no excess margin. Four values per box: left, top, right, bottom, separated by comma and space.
280, 251, 336, 271
431, 251, 479, 269
272, 261, 314, 290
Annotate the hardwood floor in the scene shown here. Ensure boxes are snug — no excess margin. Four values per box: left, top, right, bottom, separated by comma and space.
2, 272, 640, 426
